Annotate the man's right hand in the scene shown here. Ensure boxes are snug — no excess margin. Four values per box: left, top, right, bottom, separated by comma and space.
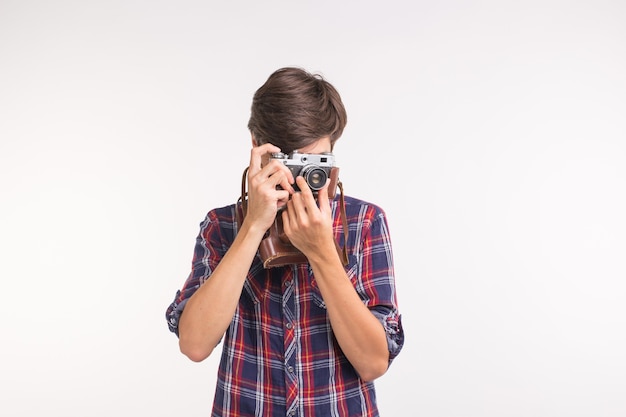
244, 143, 295, 232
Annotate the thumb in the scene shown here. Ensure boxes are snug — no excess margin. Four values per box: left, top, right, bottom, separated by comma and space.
317, 180, 331, 213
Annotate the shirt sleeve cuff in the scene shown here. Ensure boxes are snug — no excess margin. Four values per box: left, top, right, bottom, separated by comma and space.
370, 306, 404, 363
165, 290, 191, 337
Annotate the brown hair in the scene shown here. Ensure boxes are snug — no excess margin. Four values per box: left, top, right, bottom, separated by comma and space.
248, 67, 347, 154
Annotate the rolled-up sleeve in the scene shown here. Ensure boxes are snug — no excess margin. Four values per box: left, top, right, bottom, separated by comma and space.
165, 211, 226, 337
352, 206, 405, 365
166, 284, 199, 336
370, 307, 404, 363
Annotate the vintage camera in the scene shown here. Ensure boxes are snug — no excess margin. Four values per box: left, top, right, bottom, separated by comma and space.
270, 151, 339, 197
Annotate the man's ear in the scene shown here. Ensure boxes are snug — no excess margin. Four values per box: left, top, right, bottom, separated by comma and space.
251, 132, 258, 147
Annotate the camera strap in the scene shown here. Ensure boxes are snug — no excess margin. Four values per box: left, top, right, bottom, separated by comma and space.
236, 167, 349, 268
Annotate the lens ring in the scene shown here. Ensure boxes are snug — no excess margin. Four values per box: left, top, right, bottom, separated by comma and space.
301, 165, 328, 191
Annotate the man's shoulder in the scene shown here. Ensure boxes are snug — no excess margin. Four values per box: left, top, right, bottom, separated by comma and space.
342, 195, 387, 216
209, 202, 238, 213
339, 195, 390, 232
202, 202, 238, 224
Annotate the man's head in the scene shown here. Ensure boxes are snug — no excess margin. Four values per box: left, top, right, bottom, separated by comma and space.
248, 67, 347, 154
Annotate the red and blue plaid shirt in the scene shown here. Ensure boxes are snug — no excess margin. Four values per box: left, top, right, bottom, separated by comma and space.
166, 195, 404, 417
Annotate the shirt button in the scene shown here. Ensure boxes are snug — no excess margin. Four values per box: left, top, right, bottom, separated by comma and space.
286, 322, 293, 330
288, 365, 294, 373
285, 280, 292, 287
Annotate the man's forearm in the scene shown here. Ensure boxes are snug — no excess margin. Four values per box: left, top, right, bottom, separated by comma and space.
309, 250, 390, 382
178, 222, 266, 362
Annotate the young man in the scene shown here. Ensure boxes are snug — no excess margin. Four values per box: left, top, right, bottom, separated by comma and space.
166, 67, 404, 417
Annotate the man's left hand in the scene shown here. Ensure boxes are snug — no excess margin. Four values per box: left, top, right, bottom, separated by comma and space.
281, 176, 336, 260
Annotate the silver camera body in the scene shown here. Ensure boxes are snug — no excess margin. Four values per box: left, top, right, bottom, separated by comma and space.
270, 151, 336, 193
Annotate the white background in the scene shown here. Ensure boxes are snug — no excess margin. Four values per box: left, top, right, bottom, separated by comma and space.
1, 1, 625, 416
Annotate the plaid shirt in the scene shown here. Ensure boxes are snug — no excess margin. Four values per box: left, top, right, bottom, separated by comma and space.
166, 195, 404, 417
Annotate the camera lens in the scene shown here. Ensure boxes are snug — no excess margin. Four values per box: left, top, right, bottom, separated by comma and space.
301, 165, 328, 191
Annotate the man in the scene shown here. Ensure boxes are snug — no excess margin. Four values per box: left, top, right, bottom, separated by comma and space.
166, 67, 404, 417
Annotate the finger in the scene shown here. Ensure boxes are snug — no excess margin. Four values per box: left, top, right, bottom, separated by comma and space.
248, 143, 281, 177
295, 176, 318, 208
281, 206, 292, 234
288, 189, 303, 215
263, 160, 295, 192
279, 167, 296, 191
317, 180, 331, 213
